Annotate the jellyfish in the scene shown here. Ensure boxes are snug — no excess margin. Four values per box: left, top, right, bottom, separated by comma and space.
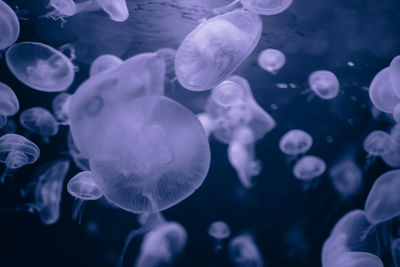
389, 55, 400, 99
67, 171, 103, 223
306, 70, 340, 100
368, 68, 400, 113
0, 134, 40, 183
293, 155, 326, 181
362, 130, 393, 169
391, 237, 400, 267
228, 233, 264, 267
329, 160, 362, 199
257, 48, 286, 74
6, 42, 75, 92
0, 0, 19, 50
213, 0, 293, 16
20, 107, 59, 142
279, 129, 313, 159
208, 220, 231, 252
381, 144, 400, 168
67, 131, 90, 171
52, 92, 71, 125
197, 113, 217, 138
393, 103, 400, 124
175, 10, 262, 91
89, 54, 123, 77
95, 0, 129, 22
45, 0, 78, 20
0, 82, 19, 128
323, 251, 383, 267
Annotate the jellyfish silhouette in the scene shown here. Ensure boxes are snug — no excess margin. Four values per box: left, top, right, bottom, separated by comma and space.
329, 160, 362, 199
369, 68, 400, 113
175, 10, 262, 91
257, 48, 286, 74
6, 42, 75, 92
89, 54, 123, 77
279, 129, 313, 160
0, 82, 19, 128
52, 92, 71, 125
228, 233, 264, 267
389, 55, 400, 99
20, 107, 59, 142
0, 0, 19, 50
306, 70, 340, 100
213, 0, 293, 16
208, 220, 231, 252
362, 130, 393, 170
293, 155, 326, 181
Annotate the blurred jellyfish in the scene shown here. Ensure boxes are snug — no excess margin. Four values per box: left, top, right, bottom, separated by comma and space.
0, 0, 19, 50
67, 131, 90, 171
89, 54, 123, 77
368, 68, 400, 113
95, 0, 129, 22
175, 10, 262, 91
293, 155, 326, 181
20, 107, 59, 142
391, 238, 400, 266
228, 233, 264, 267
6, 42, 75, 92
257, 48, 286, 74
0, 134, 40, 183
67, 171, 103, 223
362, 131, 393, 169
329, 160, 362, 199
0, 82, 19, 128
213, 0, 292, 16
279, 129, 313, 158
389, 55, 400, 99
208, 220, 231, 252
307, 70, 340, 100
52, 92, 71, 125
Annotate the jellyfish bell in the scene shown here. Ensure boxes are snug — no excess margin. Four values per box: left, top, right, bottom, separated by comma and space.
228, 233, 264, 267
0, 82, 19, 128
89, 54, 123, 77
362, 130, 393, 157
257, 48, 286, 74
0, 0, 19, 50
6, 42, 75, 92
381, 144, 400, 168
368, 67, 400, 113
329, 160, 362, 199
175, 10, 262, 91
95, 0, 129, 22
240, 0, 293, 15
389, 55, 400, 99
293, 155, 326, 181
52, 92, 71, 125
208, 220, 231, 252
212, 79, 245, 108
308, 70, 340, 100
20, 107, 59, 139
279, 129, 313, 156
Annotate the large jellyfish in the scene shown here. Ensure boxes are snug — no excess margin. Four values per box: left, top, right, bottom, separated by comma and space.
368, 68, 400, 113
19, 107, 59, 142
329, 160, 362, 199
228, 233, 264, 267
308, 70, 340, 100
175, 10, 262, 91
362, 130, 392, 157
0, 82, 19, 128
89, 54, 123, 77
0, 0, 19, 50
6, 42, 75, 92
279, 129, 313, 156
389, 55, 400, 99
293, 155, 326, 181
257, 48, 286, 74
52, 92, 71, 125
208, 220, 231, 252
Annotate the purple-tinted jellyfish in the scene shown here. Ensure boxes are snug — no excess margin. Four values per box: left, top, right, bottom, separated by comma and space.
0, 0, 19, 50
389, 55, 400, 99
240, 0, 293, 15
67, 131, 90, 171
279, 129, 313, 156
45, 0, 78, 19
228, 233, 264, 267
89, 54, 123, 77
329, 160, 362, 198
369, 68, 400, 113
324, 251, 383, 267
257, 48, 286, 74
135, 222, 187, 267
391, 237, 400, 266
308, 70, 340, 100
52, 92, 71, 125
208, 220, 231, 252
175, 10, 262, 91
364, 169, 400, 224
95, 0, 129, 22
0, 82, 19, 128
362, 130, 392, 157
293, 156, 326, 181
6, 42, 75, 92
20, 107, 59, 140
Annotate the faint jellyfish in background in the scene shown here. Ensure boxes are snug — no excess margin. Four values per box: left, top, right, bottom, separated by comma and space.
279, 129, 313, 162
293, 155, 326, 182
95, 0, 129, 22
389, 55, 400, 99
0, 134, 40, 183
305, 70, 340, 100
368, 68, 400, 113
329, 160, 362, 199
0, 82, 19, 128
6, 42, 75, 92
20, 107, 59, 143
228, 233, 264, 267
175, 10, 262, 91
391, 238, 400, 266
0, 0, 19, 50
208, 220, 231, 252
362, 130, 393, 169
67, 131, 90, 171
52, 92, 71, 125
67, 171, 103, 223
89, 54, 123, 77
257, 48, 286, 74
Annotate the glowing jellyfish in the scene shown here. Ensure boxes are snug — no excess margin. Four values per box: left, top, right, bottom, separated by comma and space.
52, 92, 71, 125
364, 169, 400, 224
89, 54, 123, 77
208, 220, 231, 252
67, 171, 103, 223
67, 131, 90, 171
389, 55, 400, 99
293, 155, 326, 181
6, 42, 75, 92
0, 82, 19, 128
95, 0, 129, 22
0, 134, 40, 183
135, 222, 187, 267
20, 107, 59, 140
368, 68, 400, 113
391, 238, 400, 266
329, 160, 362, 198
362, 130, 392, 157
257, 48, 286, 74
0, 0, 19, 50
175, 10, 262, 91
228, 233, 264, 267
308, 70, 340, 100
279, 129, 313, 156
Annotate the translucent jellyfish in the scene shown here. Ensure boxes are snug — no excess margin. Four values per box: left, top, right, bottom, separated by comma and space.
67, 171, 103, 223
228, 233, 264, 267
175, 10, 262, 91
391, 237, 400, 267
389, 55, 400, 99
308, 70, 340, 100
6, 42, 75, 92
208, 220, 231, 252
20, 107, 59, 141
329, 160, 362, 199
197, 113, 217, 138
46, 0, 78, 18
293, 155, 326, 181
240, 0, 293, 15
257, 48, 286, 74
89, 54, 123, 77
52, 92, 71, 125
0, 0, 19, 50
364, 169, 400, 224
67, 131, 90, 171
0, 134, 40, 183
368, 68, 400, 113
323, 251, 383, 267
381, 144, 400, 168
279, 129, 313, 156
0, 82, 19, 128
95, 0, 129, 22
362, 130, 392, 157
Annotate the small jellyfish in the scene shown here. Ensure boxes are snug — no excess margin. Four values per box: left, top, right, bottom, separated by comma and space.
95, 0, 129, 22
0, 134, 40, 183
308, 70, 340, 100
20, 107, 59, 141
257, 48, 286, 74
67, 131, 90, 171
52, 92, 71, 125
175, 10, 262, 91
228, 233, 264, 267
0, 0, 20, 50
89, 54, 123, 77
240, 0, 293, 15
362, 130, 392, 157
279, 129, 313, 156
293, 155, 326, 181
46, 0, 77, 18
67, 171, 103, 223
329, 160, 362, 199
208, 220, 231, 252
368, 68, 400, 113
0, 82, 19, 128
389, 55, 400, 99
6, 42, 75, 92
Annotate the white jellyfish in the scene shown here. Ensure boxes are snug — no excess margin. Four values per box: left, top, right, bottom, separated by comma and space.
293, 155, 326, 181
208, 220, 231, 252
213, 0, 293, 16
307, 70, 340, 100
279, 129, 313, 157
6, 42, 75, 92
368, 67, 400, 113
0, 0, 19, 50
257, 48, 286, 74
228, 233, 264, 267
89, 54, 123, 77
329, 160, 362, 199
0, 82, 19, 128
20, 107, 59, 142
52, 92, 71, 125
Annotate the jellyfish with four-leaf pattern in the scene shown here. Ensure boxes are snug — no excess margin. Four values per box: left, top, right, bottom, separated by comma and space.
20, 107, 59, 143
0, 82, 19, 129
293, 155, 326, 189
303, 70, 340, 101
228, 233, 264, 267
213, 0, 293, 16
369, 67, 400, 113
208, 220, 231, 253
257, 48, 286, 74
52, 92, 71, 125
0, 0, 19, 51
89, 54, 123, 77
362, 130, 393, 170
279, 129, 313, 163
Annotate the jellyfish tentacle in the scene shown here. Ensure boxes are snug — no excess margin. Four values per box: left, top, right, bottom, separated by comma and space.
72, 198, 86, 224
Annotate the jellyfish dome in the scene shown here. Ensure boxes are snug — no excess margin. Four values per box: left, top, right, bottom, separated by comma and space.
175, 10, 262, 91
257, 48, 286, 74
279, 129, 313, 156
20, 107, 59, 137
228, 233, 264, 267
208, 221, 231, 240
67, 171, 102, 201
0, 0, 19, 50
293, 156, 326, 181
0, 82, 19, 128
329, 160, 362, 198
0, 134, 40, 169
368, 67, 400, 113
308, 70, 340, 100
89, 54, 123, 77
362, 130, 392, 156
389, 55, 400, 99
5, 42, 75, 92
240, 0, 293, 16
